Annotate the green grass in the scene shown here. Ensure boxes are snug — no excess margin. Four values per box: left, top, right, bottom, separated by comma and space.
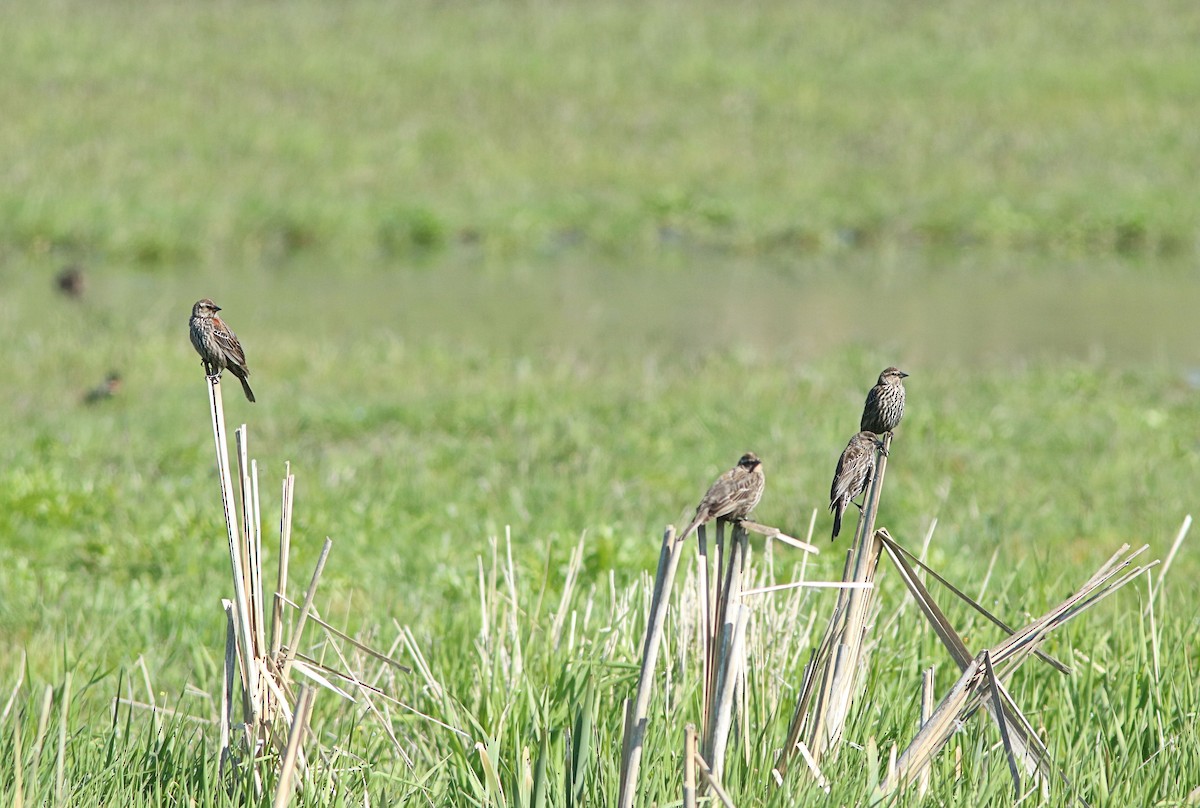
2, 0, 1199, 263
2, 0, 1200, 804
2, 259, 1198, 803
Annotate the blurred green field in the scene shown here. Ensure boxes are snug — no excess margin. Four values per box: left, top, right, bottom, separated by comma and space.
2, 0, 1199, 805
2, 0, 1199, 262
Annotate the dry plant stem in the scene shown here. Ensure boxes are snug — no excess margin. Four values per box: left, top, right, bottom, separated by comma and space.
917, 666, 935, 798
684, 724, 698, 808
885, 654, 983, 793
880, 533, 1147, 804
272, 468, 295, 659
282, 538, 334, 681
1, 650, 26, 725
32, 684, 52, 766
273, 685, 317, 808
617, 527, 684, 808
884, 537, 1071, 675
206, 377, 259, 728
879, 533, 1046, 782
251, 458, 266, 654
981, 651, 1023, 795
784, 432, 891, 775
703, 520, 727, 747
278, 596, 412, 673
694, 753, 737, 808
706, 524, 749, 780
739, 519, 819, 555
1147, 513, 1191, 615
220, 601, 237, 774
697, 524, 714, 744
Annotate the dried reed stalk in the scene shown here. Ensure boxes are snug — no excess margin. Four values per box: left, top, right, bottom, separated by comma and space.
273, 685, 317, 808
618, 527, 683, 808
206, 377, 260, 731
683, 724, 698, 808
917, 665, 934, 798
201, 375, 413, 798
775, 432, 892, 779
704, 524, 749, 782
879, 534, 1153, 803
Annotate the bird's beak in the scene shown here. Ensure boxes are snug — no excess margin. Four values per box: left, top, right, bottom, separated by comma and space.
213, 305, 222, 312
899, 371, 909, 378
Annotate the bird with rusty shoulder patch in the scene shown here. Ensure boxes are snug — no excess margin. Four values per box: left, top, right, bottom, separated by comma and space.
189, 298, 256, 402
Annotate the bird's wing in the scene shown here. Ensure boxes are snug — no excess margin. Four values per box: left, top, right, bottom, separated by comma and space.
214, 327, 248, 367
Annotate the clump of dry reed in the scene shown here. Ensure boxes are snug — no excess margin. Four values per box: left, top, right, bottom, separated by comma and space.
201, 374, 412, 806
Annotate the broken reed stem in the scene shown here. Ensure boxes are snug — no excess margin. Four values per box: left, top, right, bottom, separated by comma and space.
220, 601, 237, 774
917, 666, 935, 798
272, 467, 295, 659
705, 524, 749, 782
251, 458, 266, 656
779, 432, 891, 777
617, 527, 684, 808
273, 685, 317, 808
694, 752, 737, 808
683, 724, 698, 808
881, 537, 1152, 803
697, 524, 714, 751
206, 377, 259, 730
1147, 513, 1191, 615
282, 538, 334, 681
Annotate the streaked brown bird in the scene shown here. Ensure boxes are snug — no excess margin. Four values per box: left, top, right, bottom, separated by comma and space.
829, 431, 885, 540
82, 371, 122, 405
680, 452, 765, 540
860, 367, 908, 435
55, 265, 86, 299
189, 298, 256, 402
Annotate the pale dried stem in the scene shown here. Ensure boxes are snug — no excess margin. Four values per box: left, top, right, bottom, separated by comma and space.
917, 666, 935, 798
273, 685, 316, 808
206, 377, 259, 729
617, 527, 683, 808
683, 724, 698, 808
281, 538, 334, 681
706, 524, 749, 781
272, 468, 295, 659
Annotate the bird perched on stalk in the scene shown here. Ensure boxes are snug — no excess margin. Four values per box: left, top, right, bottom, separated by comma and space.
680, 452, 765, 540
829, 431, 885, 540
860, 367, 908, 435
189, 298, 256, 402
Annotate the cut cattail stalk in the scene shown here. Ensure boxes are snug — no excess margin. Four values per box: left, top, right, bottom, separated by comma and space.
776, 433, 891, 780
273, 685, 316, 808
694, 752, 737, 808
271, 467, 295, 659
199, 378, 414, 797
281, 538, 334, 681
617, 527, 684, 808
704, 524, 749, 781
917, 666, 935, 798
683, 724, 698, 808
206, 377, 259, 729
